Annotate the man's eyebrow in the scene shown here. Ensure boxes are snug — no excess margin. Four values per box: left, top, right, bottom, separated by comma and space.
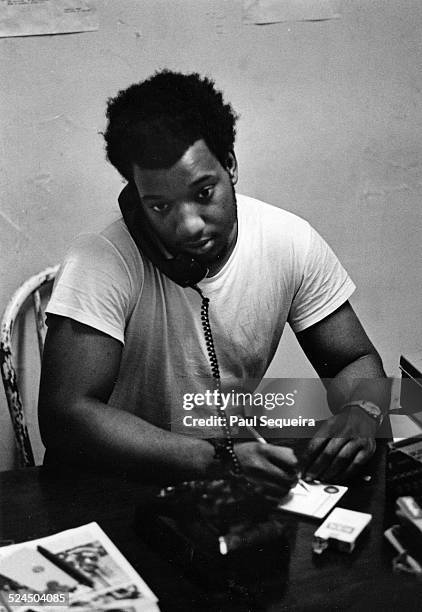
190, 174, 217, 186
142, 194, 168, 201
141, 174, 217, 201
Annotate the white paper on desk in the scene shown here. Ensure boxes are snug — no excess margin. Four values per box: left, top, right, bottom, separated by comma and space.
0, 522, 159, 611
0, 546, 79, 592
279, 482, 347, 519
242, 0, 339, 25
0, 0, 98, 39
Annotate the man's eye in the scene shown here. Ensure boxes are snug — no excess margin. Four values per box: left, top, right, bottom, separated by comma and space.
151, 202, 170, 213
197, 186, 214, 202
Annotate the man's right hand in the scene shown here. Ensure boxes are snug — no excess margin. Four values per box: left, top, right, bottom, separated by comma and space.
234, 442, 299, 498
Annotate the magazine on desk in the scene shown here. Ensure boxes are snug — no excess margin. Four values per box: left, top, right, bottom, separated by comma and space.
0, 522, 159, 612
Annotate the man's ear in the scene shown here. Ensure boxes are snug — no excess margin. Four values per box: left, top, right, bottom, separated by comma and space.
225, 152, 238, 185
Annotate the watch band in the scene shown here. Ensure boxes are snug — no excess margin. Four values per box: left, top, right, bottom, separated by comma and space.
340, 400, 384, 427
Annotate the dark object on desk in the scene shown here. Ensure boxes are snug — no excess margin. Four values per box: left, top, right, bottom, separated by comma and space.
384, 496, 422, 577
396, 496, 422, 559
387, 435, 422, 504
400, 353, 422, 428
135, 474, 290, 598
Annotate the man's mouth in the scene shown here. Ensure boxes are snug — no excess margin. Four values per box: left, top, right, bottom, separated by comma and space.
183, 237, 215, 254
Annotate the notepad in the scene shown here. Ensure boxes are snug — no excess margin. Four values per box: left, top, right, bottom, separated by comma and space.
279, 481, 348, 519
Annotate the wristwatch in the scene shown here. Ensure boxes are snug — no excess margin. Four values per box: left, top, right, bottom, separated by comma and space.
340, 400, 384, 427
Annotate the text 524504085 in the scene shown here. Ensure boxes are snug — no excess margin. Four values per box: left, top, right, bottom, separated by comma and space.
6, 592, 69, 607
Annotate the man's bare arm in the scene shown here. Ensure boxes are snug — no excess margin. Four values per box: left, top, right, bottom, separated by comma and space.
296, 300, 389, 408
38, 316, 298, 491
296, 301, 390, 482
38, 316, 218, 481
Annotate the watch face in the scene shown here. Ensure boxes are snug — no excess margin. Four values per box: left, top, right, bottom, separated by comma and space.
359, 401, 383, 424
361, 402, 381, 416
366, 406, 379, 417
346, 401, 383, 424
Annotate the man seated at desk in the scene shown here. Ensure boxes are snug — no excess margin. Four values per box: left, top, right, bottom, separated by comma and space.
38, 70, 388, 497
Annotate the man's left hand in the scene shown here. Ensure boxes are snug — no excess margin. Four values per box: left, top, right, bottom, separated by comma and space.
301, 406, 377, 483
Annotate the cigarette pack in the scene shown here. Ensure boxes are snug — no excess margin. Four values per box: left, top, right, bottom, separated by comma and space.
312, 507, 372, 554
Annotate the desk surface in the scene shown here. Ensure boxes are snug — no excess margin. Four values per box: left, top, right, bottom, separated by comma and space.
0, 445, 421, 612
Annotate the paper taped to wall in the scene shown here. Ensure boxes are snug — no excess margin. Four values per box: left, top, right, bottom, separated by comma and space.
0, 0, 98, 38
242, 0, 339, 25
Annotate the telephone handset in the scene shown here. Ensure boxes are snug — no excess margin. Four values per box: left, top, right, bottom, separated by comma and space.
118, 182, 208, 287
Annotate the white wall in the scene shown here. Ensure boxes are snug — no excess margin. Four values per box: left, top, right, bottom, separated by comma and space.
1, 0, 421, 468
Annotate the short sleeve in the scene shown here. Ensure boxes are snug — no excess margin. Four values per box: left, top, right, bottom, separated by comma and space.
288, 225, 356, 333
46, 233, 138, 344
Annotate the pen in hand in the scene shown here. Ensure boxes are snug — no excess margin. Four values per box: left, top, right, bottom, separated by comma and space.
245, 424, 310, 492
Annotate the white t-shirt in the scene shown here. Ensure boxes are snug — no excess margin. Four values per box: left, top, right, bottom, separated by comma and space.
46, 194, 355, 432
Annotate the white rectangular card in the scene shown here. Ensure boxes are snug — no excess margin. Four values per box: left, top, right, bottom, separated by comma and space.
279, 481, 348, 519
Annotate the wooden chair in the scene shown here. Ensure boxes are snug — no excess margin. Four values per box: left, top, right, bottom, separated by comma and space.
0, 266, 59, 467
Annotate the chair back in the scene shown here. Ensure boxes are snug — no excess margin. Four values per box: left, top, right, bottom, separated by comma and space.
0, 266, 59, 467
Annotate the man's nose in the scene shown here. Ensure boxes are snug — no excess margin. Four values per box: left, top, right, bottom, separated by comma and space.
174, 202, 206, 238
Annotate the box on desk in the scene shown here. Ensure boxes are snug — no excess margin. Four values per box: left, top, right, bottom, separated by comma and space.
387, 434, 422, 502
400, 352, 422, 427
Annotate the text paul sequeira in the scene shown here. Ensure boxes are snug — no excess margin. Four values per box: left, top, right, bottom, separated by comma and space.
182, 414, 316, 428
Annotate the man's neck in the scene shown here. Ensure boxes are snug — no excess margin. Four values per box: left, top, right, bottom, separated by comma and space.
206, 220, 238, 278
